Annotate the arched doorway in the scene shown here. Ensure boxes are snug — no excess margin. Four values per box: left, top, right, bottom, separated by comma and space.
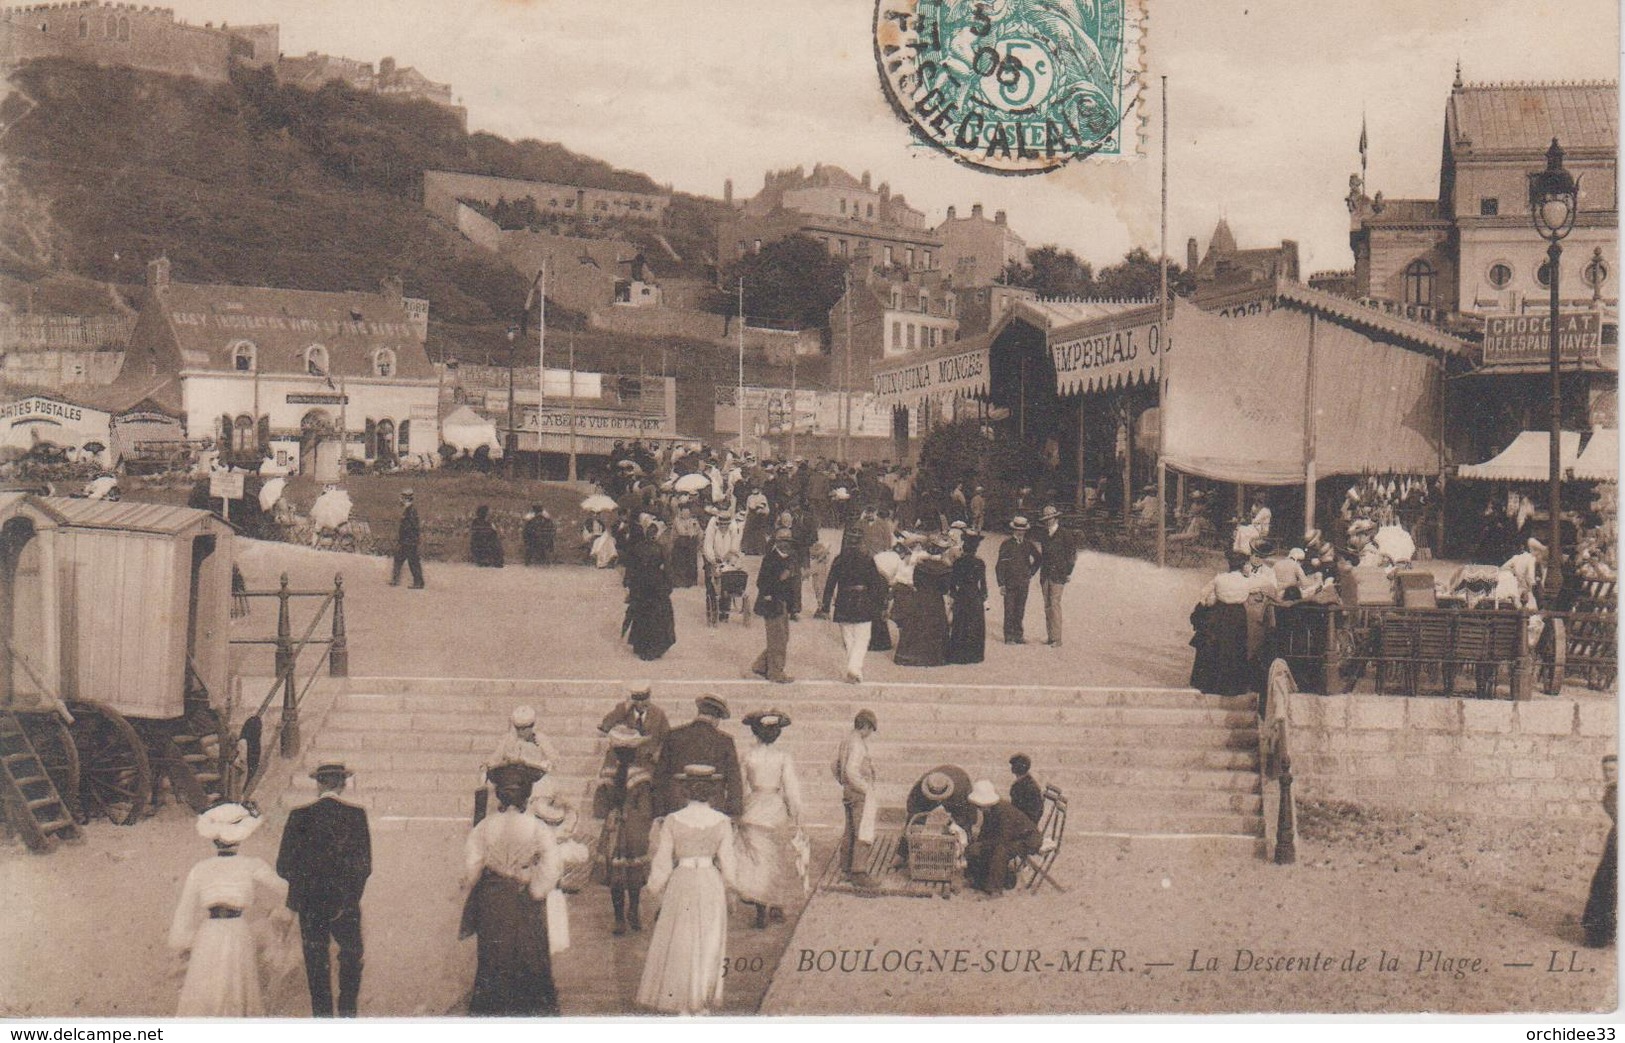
299, 409, 335, 476
375, 418, 397, 465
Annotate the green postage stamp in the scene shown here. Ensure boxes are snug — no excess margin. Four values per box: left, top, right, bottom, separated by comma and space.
874, 0, 1145, 174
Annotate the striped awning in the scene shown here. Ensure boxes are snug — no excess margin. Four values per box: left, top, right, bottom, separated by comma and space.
871, 336, 991, 408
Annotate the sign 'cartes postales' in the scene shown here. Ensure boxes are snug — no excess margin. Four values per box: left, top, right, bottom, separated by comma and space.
873, 0, 1139, 173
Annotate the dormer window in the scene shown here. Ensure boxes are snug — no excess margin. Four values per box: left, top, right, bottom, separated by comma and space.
305, 344, 330, 377
231, 341, 257, 372
374, 348, 397, 378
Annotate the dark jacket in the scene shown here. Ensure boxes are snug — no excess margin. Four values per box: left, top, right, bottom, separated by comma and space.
1011, 774, 1044, 826
277, 795, 372, 913
821, 548, 883, 623
995, 535, 1042, 589
397, 505, 421, 551
754, 544, 801, 619
656, 719, 743, 818
523, 515, 556, 551
1038, 524, 1077, 584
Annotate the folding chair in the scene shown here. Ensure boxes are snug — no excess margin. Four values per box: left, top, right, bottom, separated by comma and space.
1020, 785, 1067, 893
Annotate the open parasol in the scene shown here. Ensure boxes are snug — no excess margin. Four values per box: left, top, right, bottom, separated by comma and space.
310, 488, 354, 530
258, 476, 287, 513
673, 472, 710, 494
580, 493, 618, 512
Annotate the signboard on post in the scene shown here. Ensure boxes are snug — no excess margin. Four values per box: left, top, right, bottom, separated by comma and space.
209, 469, 245, 524
1483, 313, 1602, 367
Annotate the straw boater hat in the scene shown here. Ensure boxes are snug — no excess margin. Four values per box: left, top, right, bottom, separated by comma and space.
695, 694, 730, 720
197, 801, 262, 846
1010, 516, 1031, 531
1039, 505, 1060, 521
967, 779, 1000, 807
742, 709, 792, 729
606, 724, 647, 748
309, 761, 354, 782
626, 681, 652, 702
676, 763, 719, 782
921, 771, 955, 802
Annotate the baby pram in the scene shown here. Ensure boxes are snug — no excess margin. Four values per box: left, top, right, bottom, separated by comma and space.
705, 563, 751, 626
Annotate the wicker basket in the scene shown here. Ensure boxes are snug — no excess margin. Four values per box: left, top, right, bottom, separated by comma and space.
904, 810, 960, 883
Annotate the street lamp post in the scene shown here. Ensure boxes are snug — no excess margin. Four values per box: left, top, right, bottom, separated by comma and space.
506, 326, 519, 478
1528, 138, 1580, 601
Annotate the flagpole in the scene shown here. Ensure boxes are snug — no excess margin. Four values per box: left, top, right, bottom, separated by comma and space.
737, 277, 745, 457
568, 332, 578, 482
546, 256, 552, 480
338, 373, 348, 485
1156, 74, 1170, 568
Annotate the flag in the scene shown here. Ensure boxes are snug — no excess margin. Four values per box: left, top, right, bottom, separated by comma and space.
1358, 115, 1367, 158
519, 266, 545, 335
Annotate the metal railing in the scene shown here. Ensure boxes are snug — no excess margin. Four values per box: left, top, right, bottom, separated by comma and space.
230, 573, 347, 797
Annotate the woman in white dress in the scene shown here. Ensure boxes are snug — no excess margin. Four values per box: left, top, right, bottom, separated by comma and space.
733, 710, 807, 929
168, 802, 289, 1017
636, 764, 738, 1015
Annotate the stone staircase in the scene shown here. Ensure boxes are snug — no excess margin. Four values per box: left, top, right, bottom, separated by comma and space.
284, 678, 1264, 855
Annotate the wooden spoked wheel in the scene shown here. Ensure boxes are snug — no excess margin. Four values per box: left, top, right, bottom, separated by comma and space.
66, 701, 151, 825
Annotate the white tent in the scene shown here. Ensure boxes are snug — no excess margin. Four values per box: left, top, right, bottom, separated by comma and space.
1457, 431, 1583, 481
441, 406, 503, 454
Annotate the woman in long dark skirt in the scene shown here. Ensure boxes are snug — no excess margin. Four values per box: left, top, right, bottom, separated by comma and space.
895, 543, 953, 667
461, 765, 561, 1016
669, 505, 702, 589
1189, 566, 1252, 696
1583, 761, 1617, 949
470, 505, 504, 567
946, 532, 987, 664
623, 516, 677, 660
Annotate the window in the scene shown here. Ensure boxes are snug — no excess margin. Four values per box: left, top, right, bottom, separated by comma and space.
923, 250, 932, 269
840, 199, 847, 214
1480, 198, 1499, 217
304, 344, 329, 376
117, 17, 128, 40
839, 239, 849, 256
1537, 260, 1554, 288
1403, 260, 1434, 306
752, 239, 762, 254
397, 420, 411, 453
373, 348, 397, 378
1585, 256, 1609, 289
1487, 263, 1513, 289
883, 246, 894, 267
233, 415, 256, 453
892, 320, 901, 349
231, 341, 256, 372
375, 419, 396, 459
907, 324, 916, 350
78, 16, 87, 37
867, 203, 874, 219
906, 247, 916, 269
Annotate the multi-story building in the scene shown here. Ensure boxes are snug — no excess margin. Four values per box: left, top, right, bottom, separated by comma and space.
1185, 218, 1301, 310
0, 1, 276, 82
827, 264, 960, 390
0, 314, 135, 389
423, 170, 671, 229
278, 53, 464, 123
126, 258, 439, 471
1349, 72, 1618, 449
934, 204, 1027, 287
717, 164, 942, 272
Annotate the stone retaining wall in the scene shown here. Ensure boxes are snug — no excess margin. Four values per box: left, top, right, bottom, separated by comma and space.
1285, 693, 1617, 819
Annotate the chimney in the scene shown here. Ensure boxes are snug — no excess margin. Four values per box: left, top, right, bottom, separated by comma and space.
1280, 240, 1300, 282
147, 255, 171, 291
724, 178, 733, 206
946, 205, 957, 221
1186, 237, 1199, 272
994, 209, 1007, 225
879, 182, 891, 202
862, 170, 871, 189
971, 203, 984, 220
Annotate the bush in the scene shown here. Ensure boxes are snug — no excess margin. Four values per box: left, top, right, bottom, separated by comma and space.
915, 419, 1047, 529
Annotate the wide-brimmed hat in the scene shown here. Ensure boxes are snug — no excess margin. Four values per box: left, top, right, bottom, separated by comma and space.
487, 762, 540, 794
921, 771, 954, 801
1039, 505, 1061, 521
742, 709, 792, 729
626, 681, 652, 702
197, 801, 261, 846
1009, 516, 1031, 531
854, 709, 878, 731
510, 705, 537, 728
968, 779, 1000, 807
695, 694, 730, 720
309, 761, 354, 782
1527, 537, 1549, 555
950, 520, 968, 531
1348, 519, 1378, 537
606, 724, 647, 749
400, 489, 415, 500
532, 802, 567, 827
1250, 538, 1276, 557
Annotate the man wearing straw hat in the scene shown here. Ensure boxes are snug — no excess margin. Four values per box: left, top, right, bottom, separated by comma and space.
833, 710, 880, 888
656, 694, 743, 818
996, 516, 1042, 644
963, 778, 1045, 897
277, 762, 371, 1016
388, 489, 424, 589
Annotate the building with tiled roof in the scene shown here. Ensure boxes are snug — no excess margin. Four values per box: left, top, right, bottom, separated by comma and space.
717, 164, 942, 274
933, 204, 1028, 288
126, 258, 439, 470
1184, 218, 1301, 309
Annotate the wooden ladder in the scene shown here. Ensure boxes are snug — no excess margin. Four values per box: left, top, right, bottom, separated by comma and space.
0, 710, 80, 852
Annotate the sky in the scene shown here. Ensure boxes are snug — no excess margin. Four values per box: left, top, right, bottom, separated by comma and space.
163, 0, 1619, 275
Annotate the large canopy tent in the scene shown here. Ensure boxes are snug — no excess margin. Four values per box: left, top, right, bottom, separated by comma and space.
871, 279, 1471, 553
1456, 431, 1584, 481
440, 405, 503, 454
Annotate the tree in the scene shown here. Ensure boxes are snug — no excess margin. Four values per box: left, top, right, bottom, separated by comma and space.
1093, 246, 1194, 299
1002, 245, 1094, 297
721, 235, 850, 328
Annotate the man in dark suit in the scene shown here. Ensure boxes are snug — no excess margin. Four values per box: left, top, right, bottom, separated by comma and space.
818, 526, 885, 683
995, 516, 1042, 644
1036, 505, 1077, 647
751, 527, 801, 684
655, 695, 742, 817
277, 762, 372, 1017
597, 680, 670, 766
389, 489, 424, 588
964, 779, 1046, 896
1008, 753, 1044, 826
